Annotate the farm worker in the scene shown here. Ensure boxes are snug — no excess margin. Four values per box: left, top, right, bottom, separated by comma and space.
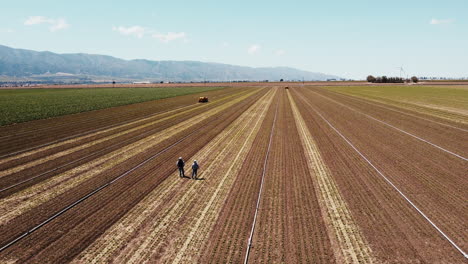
191, 160, 199, 179
177, 157, 185, 178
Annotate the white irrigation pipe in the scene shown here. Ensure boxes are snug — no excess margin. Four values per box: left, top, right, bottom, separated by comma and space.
309, 90, 468, 162
299, 95, 467, 259
0, 90, 265, 253
0, 115, 194, 193
244, 99, 279, 264
0, 123, 205, 253
322, 89, 468, 133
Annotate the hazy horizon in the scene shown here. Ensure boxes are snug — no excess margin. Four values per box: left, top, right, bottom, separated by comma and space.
1, 0, 467, 79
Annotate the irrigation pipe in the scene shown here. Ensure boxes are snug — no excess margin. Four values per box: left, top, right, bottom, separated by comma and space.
244, 97, 279, 264
308, 89, 467, 161
298, 94, 467, 259
0, 114, 216, 253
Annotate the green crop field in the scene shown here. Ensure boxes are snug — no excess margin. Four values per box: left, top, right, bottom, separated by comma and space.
322, 85, 468, 123
0, 86, 224, 126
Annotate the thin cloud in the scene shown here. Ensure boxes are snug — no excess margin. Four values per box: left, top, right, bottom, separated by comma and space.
152, 32, 186, 43
49, 18, 68, 32
248, 44, 261, 54
222, 42, 229, 47
24, 16, 69, 32
113, 26, 146, 38
275, 49, 285, 56
112, 25, 187, 42
24, 16, 49, 25
430, 18, 454, 25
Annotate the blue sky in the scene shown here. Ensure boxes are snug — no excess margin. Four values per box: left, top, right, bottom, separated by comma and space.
0, 0, 467, 79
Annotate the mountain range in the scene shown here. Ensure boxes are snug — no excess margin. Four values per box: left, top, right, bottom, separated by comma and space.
0, 44, 340, 82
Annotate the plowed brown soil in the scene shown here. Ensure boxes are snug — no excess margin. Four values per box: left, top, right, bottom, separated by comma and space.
0, 84, 466, 263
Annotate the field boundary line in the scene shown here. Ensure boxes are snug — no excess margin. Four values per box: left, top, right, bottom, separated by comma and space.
307, 89, 467, 161
244, 91, 279, 264
298, 94, 468, 259
288, 91, 375, 263
320, 88, 468, 133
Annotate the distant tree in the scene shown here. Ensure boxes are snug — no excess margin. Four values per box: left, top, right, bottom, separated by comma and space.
366, 75, 376, 83
381, 76, 388, 83
411, 76, 419, 83
280, 78, 284, 82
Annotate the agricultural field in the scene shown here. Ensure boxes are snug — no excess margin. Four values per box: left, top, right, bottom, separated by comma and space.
0, 86, 225, 126
323, 85, 468, 124
0, 84, 466, 263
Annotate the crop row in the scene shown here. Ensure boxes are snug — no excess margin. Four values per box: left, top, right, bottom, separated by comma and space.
0, 88, 267, 262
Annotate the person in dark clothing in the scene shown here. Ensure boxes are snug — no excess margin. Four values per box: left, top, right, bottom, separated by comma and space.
177, 157, 185, 177
191, 160, 199, 179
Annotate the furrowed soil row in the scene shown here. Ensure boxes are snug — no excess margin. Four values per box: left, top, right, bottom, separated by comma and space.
291, 88, 467, 262
244, 90, 278, 264
287, 90, 375, 263
0, 87, 237, 156
248, 89, 333, 263
296, 87, 467, 250
0, 88, 263, 234
171, 90, 275, 264
0, 87, 267, 263
0, 88, 250, 168
324, 87, 468, 126
74, 89, 275, 264
304, 87, 467, 160
318, 87, 468, 132
199, 89, 279, 263
0, 87, 230, 138
326, 88, 468, 124
0, 89, 257, 194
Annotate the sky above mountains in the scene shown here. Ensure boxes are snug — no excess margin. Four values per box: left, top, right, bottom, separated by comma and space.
0, 0, 467, 79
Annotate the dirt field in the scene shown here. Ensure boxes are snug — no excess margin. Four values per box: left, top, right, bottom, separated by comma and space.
0, 84, 466, 263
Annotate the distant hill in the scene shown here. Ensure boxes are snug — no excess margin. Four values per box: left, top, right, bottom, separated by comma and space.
0, 44, 340, 82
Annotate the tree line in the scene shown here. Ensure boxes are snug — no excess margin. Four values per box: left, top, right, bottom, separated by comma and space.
367, 75, 418, 83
